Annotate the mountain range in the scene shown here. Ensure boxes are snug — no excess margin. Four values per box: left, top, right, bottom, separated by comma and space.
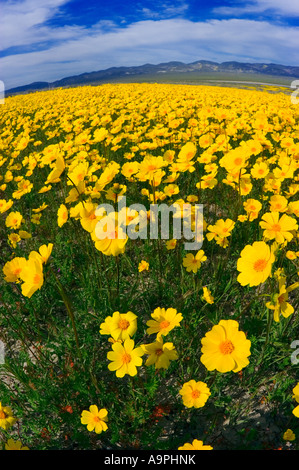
6, 59, 299, 95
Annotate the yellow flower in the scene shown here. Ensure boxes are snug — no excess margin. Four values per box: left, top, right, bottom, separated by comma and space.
142, 338, 178, 369
206, 219, 235, 246
164, 184, 179, 198
146, 307, 183, 340
283, 429, 295, 441
99, 315, 113, 336
38, 243, 53, 264
31, 213, 42, 225
179, 380, 211, 408
95, 161, 120, 192
219, 147, 249, 174
260, 212, 298, 244
286, 250, 297, 260
121, 161, 140, 179
93, 212, 128, 256
29, 244, 53, 265
165, 239, 177, 250
45, 154, 65, 184
178, 439, 213, 450
105, 183, 126, 202
243, 198, 262, 221
177, 141, 197, 162
202, 286, 214, 304
5, 438, 29, 450
269, 194, 288, 213
38, 185, 52, 194
65, 182, 86, 203
107, 338, 144, 378
138, 260, 149, 272
32, 202, 48, 213
19, 257, 44, 298
12, 179, 33, 199
183, 250, 207, 273
108, 311, 137, 341
57, 204, 68, 227
237, 241, 275, 287
136, 155, 167, 183
3, 257, 27, 283
0, 402, 17, 430
287, 200, 299, 218
5, 211, 23, 230
18, 230, 32, 239
0, 199, 13, 214
93, 127, 109, 143
8, 233, 21, 248
266, 276, 298, 322
200, 319, 251, 373
80, 405, 108, 434
79, 201, 100, 233
68, 161, 89, 187
250, 161, 269, 179
118, 207, 140, 226
292, 382, 299, 418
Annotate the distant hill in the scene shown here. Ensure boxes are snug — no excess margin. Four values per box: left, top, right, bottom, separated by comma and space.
6, 59, 299, 95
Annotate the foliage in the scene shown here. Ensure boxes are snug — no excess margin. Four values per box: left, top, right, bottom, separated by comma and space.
0, 83, 298, 450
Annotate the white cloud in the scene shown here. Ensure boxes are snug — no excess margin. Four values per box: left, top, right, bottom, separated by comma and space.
139, 1, 189, 19
160, 1, 189, 17
0, 0, 74, 50
214, 0, 299, 18
1, 7, 298, 90
258, 0, 299, 15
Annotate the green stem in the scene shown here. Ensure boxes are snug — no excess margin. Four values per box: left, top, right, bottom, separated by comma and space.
99, 252, 112, 303
115, 255, 120, 306
49, 266, 82, 360
258, 307, 273, 367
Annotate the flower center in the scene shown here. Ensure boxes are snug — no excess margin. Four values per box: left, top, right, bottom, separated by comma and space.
0, 410, 7, 419
155, 348, 163, 356
253, 258, 268, 272
33, 273, 41, 284
118, 319, 130, 330
160, 320, 170, 330
191, 390, 201, 399
234, 157, 243, 166
93, 415, 101, 423
122, 353, 131, 364
147, 165, 157, 172
107, 230, 117, 239
271, 223, 281, 232
278, 294, 286, 304
219, 339, 234, 355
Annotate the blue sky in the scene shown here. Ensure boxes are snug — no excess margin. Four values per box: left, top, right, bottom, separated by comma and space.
1, 0, 299, 89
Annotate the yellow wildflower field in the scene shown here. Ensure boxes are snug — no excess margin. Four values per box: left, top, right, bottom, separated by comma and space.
0, 83, 298, 450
